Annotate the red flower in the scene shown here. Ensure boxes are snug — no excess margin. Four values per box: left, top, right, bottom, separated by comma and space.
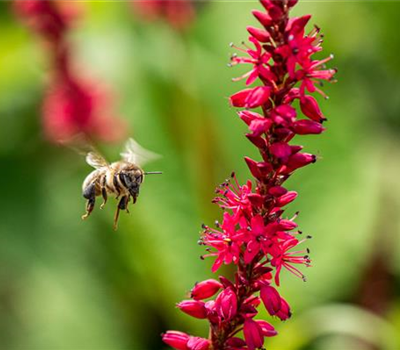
212, 175, 253, 217
270, 238, 311, 286
230, 37, 275, 86
297, 56, 337, 97
243, 215, 268, 264
201, 212, 244, 272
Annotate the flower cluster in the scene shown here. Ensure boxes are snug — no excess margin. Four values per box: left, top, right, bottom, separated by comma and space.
163, 1, 336, 349
14, 0, 125, 143
131, 0, 195, 30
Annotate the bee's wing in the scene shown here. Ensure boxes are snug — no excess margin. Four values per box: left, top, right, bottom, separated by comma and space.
63, 133, 109, 169
86, 151, 109, 169
120, 138, 161, 167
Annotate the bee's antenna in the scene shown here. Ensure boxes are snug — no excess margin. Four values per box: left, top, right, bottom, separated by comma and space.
144, 171, 163, 175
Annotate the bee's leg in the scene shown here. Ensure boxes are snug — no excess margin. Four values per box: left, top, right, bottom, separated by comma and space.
82, 183, 96, 220
114, 195, 128, 230
100, 187, 108, 210
113, 173, 121, 200
125, 196, 131, 214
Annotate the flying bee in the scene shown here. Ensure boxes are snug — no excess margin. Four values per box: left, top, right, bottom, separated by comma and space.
81, 138, 162, 230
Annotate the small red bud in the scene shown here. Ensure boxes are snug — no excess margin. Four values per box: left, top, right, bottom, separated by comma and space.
293, 119, 325, 135
162, 331, 190, 350
247, 26, 270, 42
215, 288, 237, 321
187, 337, 210, 350
276, 191, 298, 207
260, 285, 282, 316
268, 186, 288, 197
244, 318, 264, 350
252, 10, 273, 27
191, 279, 222, 300
177, 300, 208, 319
300, 95, 326, 122
257, 320, 278, 337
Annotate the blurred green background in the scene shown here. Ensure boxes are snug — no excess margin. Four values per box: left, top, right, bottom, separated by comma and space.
1, 1, 400, 349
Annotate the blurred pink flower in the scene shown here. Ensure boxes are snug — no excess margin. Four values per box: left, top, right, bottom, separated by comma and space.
14, 0, 126, 144
131, 0, 195, 30
43, 77, 125, 143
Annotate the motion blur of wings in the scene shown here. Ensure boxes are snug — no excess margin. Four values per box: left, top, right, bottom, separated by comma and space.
120, 138, 161, 168
86, 151, 109, 169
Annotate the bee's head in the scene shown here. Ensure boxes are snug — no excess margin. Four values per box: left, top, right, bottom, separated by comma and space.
119, 168, 143, 197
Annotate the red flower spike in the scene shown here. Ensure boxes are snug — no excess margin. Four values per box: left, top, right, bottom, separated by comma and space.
165, 1, 335, 348
15, 0, 125, 144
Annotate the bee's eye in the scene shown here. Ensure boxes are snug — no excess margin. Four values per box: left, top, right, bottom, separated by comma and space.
128, 173, 136, 183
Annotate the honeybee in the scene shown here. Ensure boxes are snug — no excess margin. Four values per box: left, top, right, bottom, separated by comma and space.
81, 138, 162, 230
